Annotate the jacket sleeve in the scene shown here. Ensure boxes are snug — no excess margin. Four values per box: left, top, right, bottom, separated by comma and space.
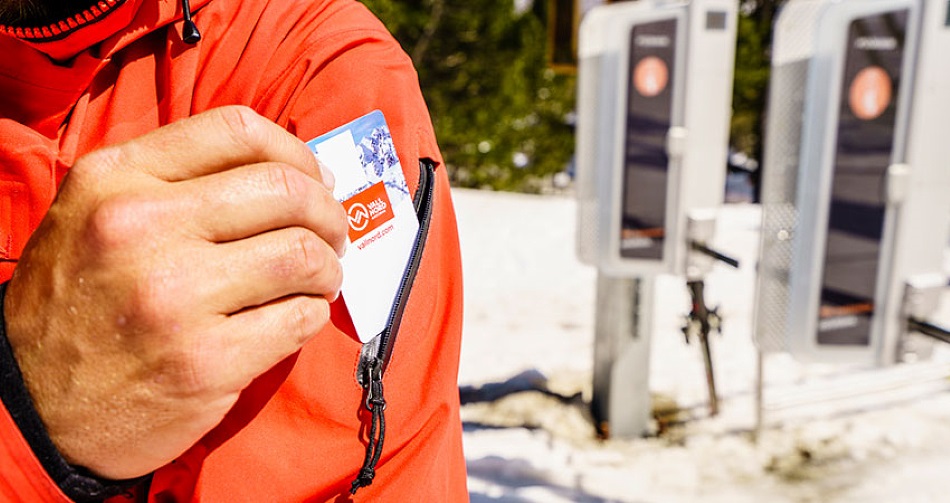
0, 282, 146, 502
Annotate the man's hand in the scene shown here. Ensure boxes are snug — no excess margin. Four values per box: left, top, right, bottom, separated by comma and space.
3, 106, 348, 480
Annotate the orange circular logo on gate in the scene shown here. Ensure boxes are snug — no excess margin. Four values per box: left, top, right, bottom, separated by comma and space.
848, 66, 892, 121
633, 56, 669, 98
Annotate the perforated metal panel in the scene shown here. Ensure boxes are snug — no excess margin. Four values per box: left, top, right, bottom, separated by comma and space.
752, 1, 824, 352
754, 204, 798, 351
753, 0, 924, 365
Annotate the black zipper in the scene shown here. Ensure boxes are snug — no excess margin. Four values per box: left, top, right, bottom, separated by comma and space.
350, 159, 436, 494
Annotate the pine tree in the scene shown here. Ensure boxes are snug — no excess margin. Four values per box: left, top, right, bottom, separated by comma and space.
362, 0, 576, 192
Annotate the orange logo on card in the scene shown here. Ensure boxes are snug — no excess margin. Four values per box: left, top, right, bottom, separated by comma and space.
344, 182, 395, 241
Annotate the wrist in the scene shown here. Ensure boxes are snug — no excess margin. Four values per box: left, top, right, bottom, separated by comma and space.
0, 282, 148, 501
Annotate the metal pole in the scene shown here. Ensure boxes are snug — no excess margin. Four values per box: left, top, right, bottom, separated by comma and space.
684, 279, 720, 416
591, 273, 654, 438
754, 349, 764, 442
907, 317, 950, 346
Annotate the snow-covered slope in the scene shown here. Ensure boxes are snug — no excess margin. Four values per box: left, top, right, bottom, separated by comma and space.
453, 187, 950, 503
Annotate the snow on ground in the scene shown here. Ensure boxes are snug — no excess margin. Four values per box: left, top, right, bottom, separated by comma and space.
452, 187, 950, 503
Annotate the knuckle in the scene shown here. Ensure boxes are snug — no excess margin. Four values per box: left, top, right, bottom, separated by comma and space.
127, 268, 181, 329
286, 298, 330, 345
152, 324, 227, 398
163, 354, 214, 399
217, 105, 266, 153
86, 195, 145, 250
153, 347, 201, 393
292, 230, 328, 281
265, 164, 306, 201
68, 147, 123, 188
282, 230, 341, 295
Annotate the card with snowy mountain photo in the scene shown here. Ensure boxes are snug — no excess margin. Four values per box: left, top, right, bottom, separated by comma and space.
307, 110, 419, 343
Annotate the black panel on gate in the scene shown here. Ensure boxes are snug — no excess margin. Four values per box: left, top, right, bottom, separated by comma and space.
817, 10, 907, 346
619, 18, 678, 260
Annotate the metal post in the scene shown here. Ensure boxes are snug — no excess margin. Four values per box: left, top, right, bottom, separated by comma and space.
591, 273, 655, 438
683, 279, 722, 416
754, 349, 764, 442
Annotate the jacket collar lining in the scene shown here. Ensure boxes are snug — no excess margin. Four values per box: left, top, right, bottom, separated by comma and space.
0, 0, 125, 42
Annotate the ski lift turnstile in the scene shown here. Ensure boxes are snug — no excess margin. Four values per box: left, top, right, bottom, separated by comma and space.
576, 0, 738, 437
752, 0, 950, 434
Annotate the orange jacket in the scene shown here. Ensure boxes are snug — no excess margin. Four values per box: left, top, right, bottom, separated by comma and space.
0, 0, 467, 500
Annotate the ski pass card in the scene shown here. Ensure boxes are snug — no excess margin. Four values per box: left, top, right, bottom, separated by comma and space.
306, 110, 419, 342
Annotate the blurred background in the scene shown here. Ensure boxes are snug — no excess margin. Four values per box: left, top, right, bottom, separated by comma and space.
358, 1, 950, 502
361, 0, 771, 199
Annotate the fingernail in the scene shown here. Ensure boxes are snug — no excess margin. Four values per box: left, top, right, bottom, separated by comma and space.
318, 160, 335, 191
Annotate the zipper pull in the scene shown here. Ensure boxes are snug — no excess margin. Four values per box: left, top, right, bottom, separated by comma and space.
180, 0, 201, 43
351, 358, 387, 494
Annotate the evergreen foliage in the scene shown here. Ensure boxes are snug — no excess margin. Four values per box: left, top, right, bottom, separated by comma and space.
362, 0, 782, 194
362, 0, 576, 192
731, 1, 782, 163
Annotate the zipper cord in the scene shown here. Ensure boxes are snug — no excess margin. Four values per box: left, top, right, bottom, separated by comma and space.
180, 0, 200, 43
349, 161, 436, 494
351, 358, 387, 494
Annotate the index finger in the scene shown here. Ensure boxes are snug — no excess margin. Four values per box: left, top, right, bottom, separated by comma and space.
107, 106, 324, 184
